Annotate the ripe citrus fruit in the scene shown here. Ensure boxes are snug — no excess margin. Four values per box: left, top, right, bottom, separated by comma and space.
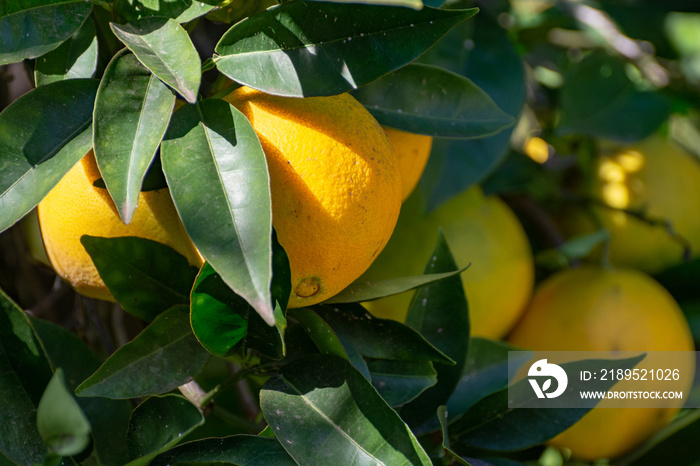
507, 265, 694, 460
225, 87, 402, 308
564, 135, 700, 274
382, 126, 432, 201
360, 186, 534, 339
37, 151, 202, 301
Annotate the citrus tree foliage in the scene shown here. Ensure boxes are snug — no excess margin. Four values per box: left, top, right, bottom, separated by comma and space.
2, 0, 700, 465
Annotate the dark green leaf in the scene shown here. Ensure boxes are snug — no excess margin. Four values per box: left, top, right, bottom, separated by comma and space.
0, 290, 50, 464
214, 2, 477, 97
307, 0, 423, 8
418, 12, 525, 211
315, 303, 454, 365
81, 236, 199, 322
620, 409, 700, 466
76, 305, 210, 399
559, 52, 670, 142
117, 0, 219, 23
261, 354, 432, 465
110, 17, 201, 103
353, 63, 513, 138
93, 49, 176, 223
292, 307, 371, 379
126, 394, 204, 465
437, 406, 470, 466
444, 338, 528, 423
31, 317, 131, 466
190, 231, 288, 359
150, 435, 296, 466
0, 1, 92, 65
34, 17, 98, 86
401, 230, 470, 430
451, 355, 645, 452
326, 265, 468, 304
0, 79, 98, 234
161, 98, 275, 325
366, 358, 437, 407
36, 369, 91, 457
536, 230, 610, 270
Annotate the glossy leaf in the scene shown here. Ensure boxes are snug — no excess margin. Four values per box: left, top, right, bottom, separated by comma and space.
0, 0, 92, 65
0, 79, 98, 234
34, 17, 98, 86
261, 354, 432, 465
437, 406, 470, 466
327, 265, 468, 304
161, 98, 275, 325
76, 305, 210, 399
82, 236, 199, 322
36, 369, 91, 457
559, 52, 670, 142
214, 1, 477, 97
307, 0, 423, 9
150, 435, 296, 466
451, 354, 645, 451
418, 12, 525, 211
111, 17, 201, 103
126, 394, 204, 465
32, 317, 131, 465
117, 0, 219, 23
444, 338, 529, 424
401, 230, 470, 430
191, 250, 288, 359
293, 307, 371, 379
314, 303, 454, 364
366, 358, 437, 407
93, 49, 176, 223
0, 290, 51, 464
352, 63, 513, 138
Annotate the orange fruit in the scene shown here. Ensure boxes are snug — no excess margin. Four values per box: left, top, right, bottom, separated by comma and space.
382, 126, 432, 201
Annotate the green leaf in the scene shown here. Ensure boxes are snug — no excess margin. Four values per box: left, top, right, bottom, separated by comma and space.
401, 229, 470, 430
451, 354, 645, 452
261, 354, 432, 465
352, 63, 513, 138
36, 369, 92, 457
31, 317, 131, 466
292, 307, 371, 379
314, 303, 454, 365
161, 98, 275, 325
191, 260, 288, 359
214, 2, 478, 97
76, 305, 210, 399
110, 17, 201, 103
126, 394, 204, 465
150, 435, 297, 465
117, 0, 219, 23
536, 230, 610, 269
619, 409, 700, 466
81, 236, 199, 322
0, 0, 92, 65
34, 16, 98, 86
418, 12, 525, 211
0, 78, 98, 234
437, 406, 470, 466
307, 0, 423, 9
365, 358, 437, 407
326, 265, 469, 304
0, 289, 51, 464
444, 338, 528, 424
559, 51, 670, 142
93, 49, 176, 223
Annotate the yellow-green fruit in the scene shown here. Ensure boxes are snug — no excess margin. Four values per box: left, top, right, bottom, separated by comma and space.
567, 135, 700, 274
225, 87, 402, 308
37, 152, 202, 300
360, 186, 534, 339
508, 266, 694, 460
382, 126, 432, 201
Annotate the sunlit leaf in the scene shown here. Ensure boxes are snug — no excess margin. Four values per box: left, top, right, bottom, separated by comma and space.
34, 17, 98, 86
